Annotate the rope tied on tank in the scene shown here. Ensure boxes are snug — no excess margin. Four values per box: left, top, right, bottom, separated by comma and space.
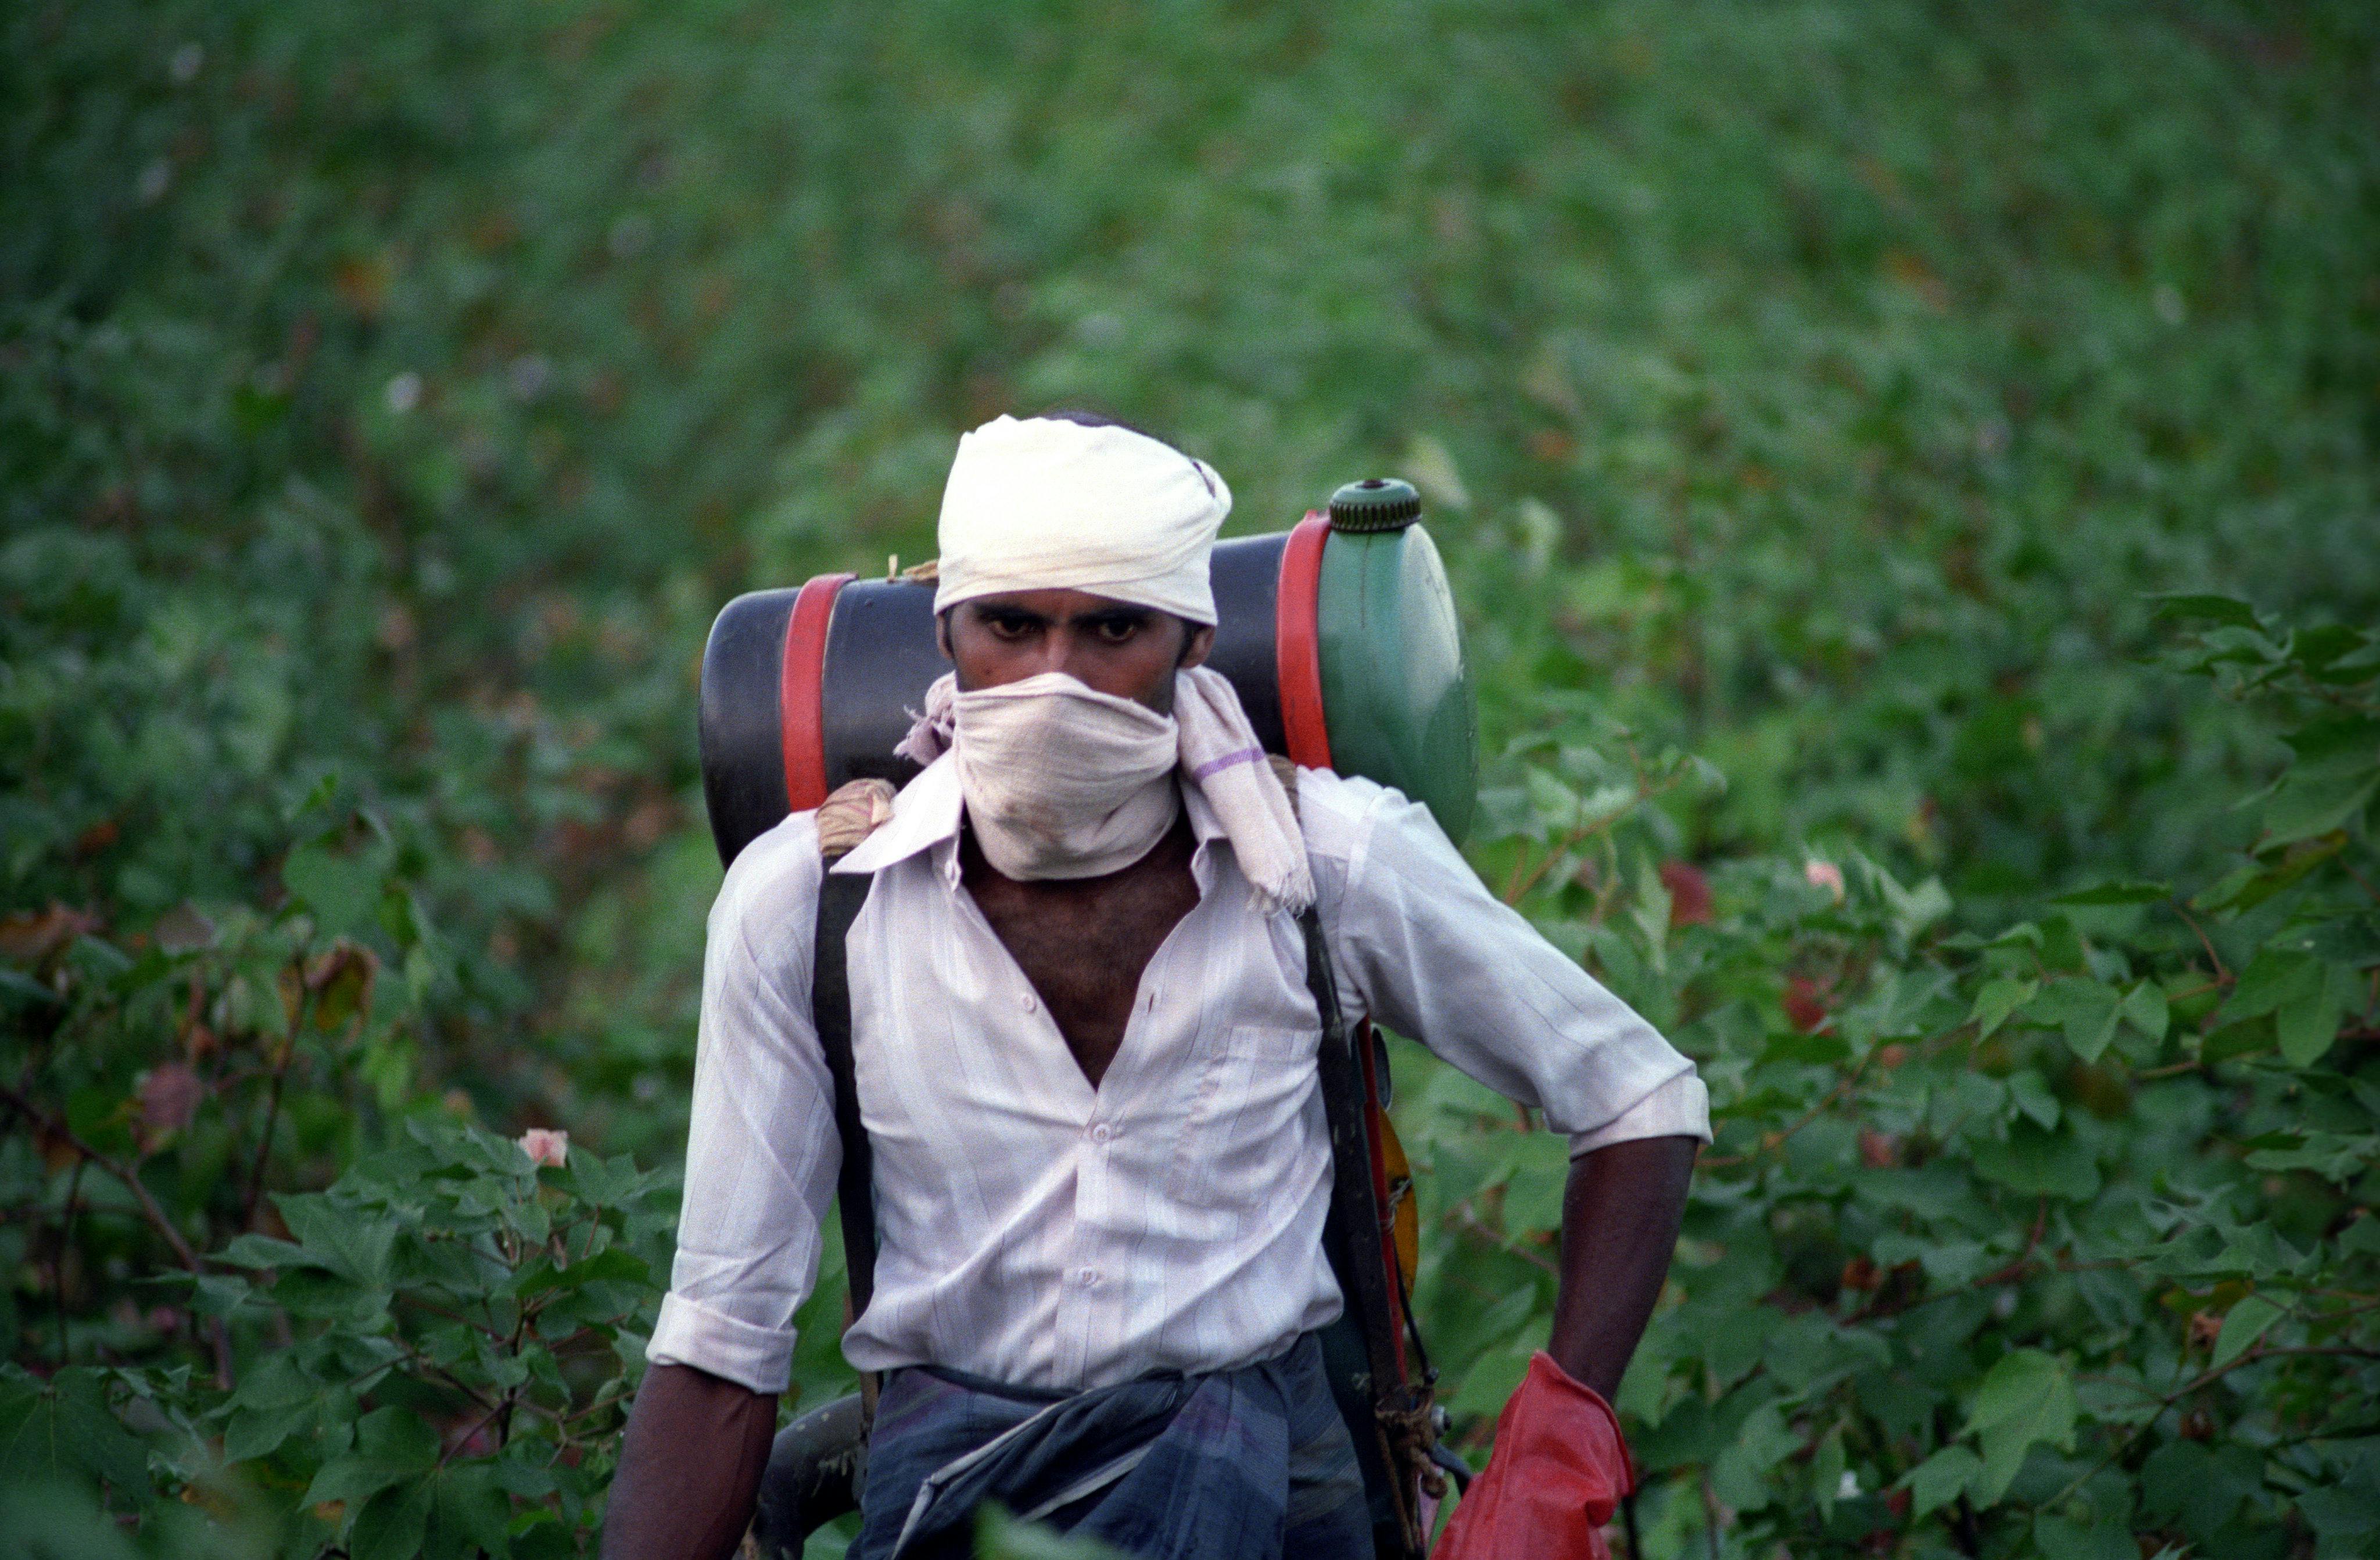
818, 778, 898, 857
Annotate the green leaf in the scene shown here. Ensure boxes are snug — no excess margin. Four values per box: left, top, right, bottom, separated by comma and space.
1965, 1349, 2076, 1505
187, 1272, 254, 1318
2261, 766, 2379, 847
273, 1193, 399, 1287
2282, 711, 2380, 763
351, 1483, 433, 1560
2140, 1439, 2262, 1536
2297, 1483, 2380, 1537
216, 1233, 309, 1270
511, 1244, 647, 1300
430, 1462, 515, 1554
2277, 966, 2346, 1066
1878, 869, 1953, 942
1970, 977, 2037, 1040
2007, 1071, 2060, 1131
303, 1407, 439, 1509
1904, 1444, 1983, 1519
1446, 1340, 1534, 1420
2034, 1512, 2142, 1560
1628, 854, 1670, 968
1521, 766, 1583, 832
2210, 1294, 2285, 1369
976, 1504, 1129, 1559
1709, 1402, 1799, 1514
2244, 1130, 2379, 1183
223, 1353, 323, 1462
1497, 1133, 1572, 1236
2152, 593, 2263, 629
2225, 949, 2321, 1022
2120, 981, 2169, 1042
281, 840, 387, 938
0, 1368, 151, 1494
223, 1401, 315, 1464
2028, 978, 2121, 1062
1811, 1426, 1846, 1517
2289, 626, 2379, 681
2202, 1014, 2274, 1062
0, 1479, 152, 1558
1757, 1029, 1851, 1067
1471, 786, 1539, 843
0, 967, 60, 1007
2049, 879, 2170, 907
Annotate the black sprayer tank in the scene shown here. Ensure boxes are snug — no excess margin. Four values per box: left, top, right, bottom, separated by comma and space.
698, 479, 1475, 866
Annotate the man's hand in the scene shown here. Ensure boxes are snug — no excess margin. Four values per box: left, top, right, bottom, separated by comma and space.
1548, 1133, 1698, 1398
601, 1362, 778, 1560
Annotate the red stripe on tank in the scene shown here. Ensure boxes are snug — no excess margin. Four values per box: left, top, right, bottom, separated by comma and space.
782, 573, 853, 813
1275, 511, 1334, 770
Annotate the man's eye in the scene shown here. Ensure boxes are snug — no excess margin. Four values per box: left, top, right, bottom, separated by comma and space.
1092, 618, 1139, 643
986, 616, 1034, 639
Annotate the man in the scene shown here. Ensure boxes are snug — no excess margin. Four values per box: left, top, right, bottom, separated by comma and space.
604, 414, 1707, 1560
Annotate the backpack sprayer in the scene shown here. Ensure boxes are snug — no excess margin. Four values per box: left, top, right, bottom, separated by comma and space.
698, 480, 1478, 1558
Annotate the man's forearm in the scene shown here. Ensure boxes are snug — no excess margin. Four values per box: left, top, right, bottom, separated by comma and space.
1547, 1134, 1698, 1398
602, 1361, 779, 1560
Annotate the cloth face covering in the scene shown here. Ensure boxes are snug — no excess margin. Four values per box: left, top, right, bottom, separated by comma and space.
897, 666, 1314, 914
944, 671, 1182, 882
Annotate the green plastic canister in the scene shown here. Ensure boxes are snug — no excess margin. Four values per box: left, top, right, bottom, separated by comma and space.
1306, 478, 1476, 843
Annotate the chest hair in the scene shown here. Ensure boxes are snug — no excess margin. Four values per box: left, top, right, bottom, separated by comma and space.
959, 814, 1202, 1089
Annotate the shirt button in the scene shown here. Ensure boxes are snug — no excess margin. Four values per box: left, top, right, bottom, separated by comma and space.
1089, 1123, 1113, 1144
1019, 991, 1037, 1012
1079, 1268, 1102, 1286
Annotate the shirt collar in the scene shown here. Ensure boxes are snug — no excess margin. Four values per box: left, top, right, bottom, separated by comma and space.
829, 752, 1232, 892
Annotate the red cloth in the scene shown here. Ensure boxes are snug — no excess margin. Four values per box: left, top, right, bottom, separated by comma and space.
1431, 1352, 1636, 1560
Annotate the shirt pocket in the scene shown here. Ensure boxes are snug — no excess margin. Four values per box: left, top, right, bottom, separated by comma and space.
1166, 1024, 1321, 1212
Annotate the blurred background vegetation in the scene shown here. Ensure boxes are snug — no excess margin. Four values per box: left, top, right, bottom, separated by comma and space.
4, 1, 2376, 1557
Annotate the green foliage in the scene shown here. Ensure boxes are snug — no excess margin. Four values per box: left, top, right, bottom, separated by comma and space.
5, 1, 2378, 1557
1399, 606, 2380, 1555
0, 1119, 670, 1558
976, 1506, 1125, 1559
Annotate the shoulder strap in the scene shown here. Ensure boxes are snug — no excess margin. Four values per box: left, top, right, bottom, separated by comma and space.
1301, 904, 1427, 1552
812, 779, 897, 1320
814, 871, 877, 1318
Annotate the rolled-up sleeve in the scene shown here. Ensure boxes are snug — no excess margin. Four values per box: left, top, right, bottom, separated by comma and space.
1300, 772, 1709, 1150
647, 813, 841, 1394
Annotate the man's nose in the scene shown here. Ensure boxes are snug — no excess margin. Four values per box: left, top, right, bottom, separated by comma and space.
1037, 625, 1096, 681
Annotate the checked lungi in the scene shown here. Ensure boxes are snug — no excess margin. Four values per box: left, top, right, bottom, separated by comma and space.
851, 1332, 1372, 1560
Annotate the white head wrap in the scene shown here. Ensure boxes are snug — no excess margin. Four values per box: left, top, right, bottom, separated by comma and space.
933, 415, 1231, 624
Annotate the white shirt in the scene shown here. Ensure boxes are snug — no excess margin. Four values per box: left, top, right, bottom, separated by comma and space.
649, 759, 1708, 1395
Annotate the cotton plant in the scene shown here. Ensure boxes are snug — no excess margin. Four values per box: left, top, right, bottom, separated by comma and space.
1395, 599, 2380, 1557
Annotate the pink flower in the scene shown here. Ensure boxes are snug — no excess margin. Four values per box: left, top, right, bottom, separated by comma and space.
1783, 975, 1832, 1034
518, 1128, 568, 1168
1804, 858, 1845, 901
1658, 861, 1713, 927
137, 1061, 205, 1141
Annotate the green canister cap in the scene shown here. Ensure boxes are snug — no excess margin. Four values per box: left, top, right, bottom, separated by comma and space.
1327, 477, 1423, 533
